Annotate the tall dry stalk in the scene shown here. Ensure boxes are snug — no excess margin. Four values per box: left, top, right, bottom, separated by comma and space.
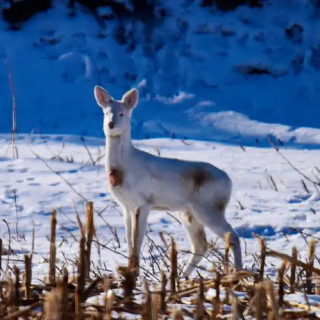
104, 290, 114, 320
5, 60, 18, 159
212, 271, 221, 320
77, 236, 86, 306
174, 310, 183, 319
85, 202, 94, 279
44, 288, 63, 320
316, 278, 320, 295
151, 291, 160, 320
290, 247, 297, 293
306, 239, 316, 294
259, 238, 266, 282
195, 276, 204, 320
60, 268, 69, 316
231, 293, 239, 320
142, 281, 151, 320
224, 232, 231, 304
255, 282, 267, 320
5, 272, 19, 316
170, 237, 178, 294
6, 273, 14, 307
118, 265, 137, 302
264, 280, 279, 320
75, 275, 82, 318
74, 209, 86, 314
24, 255, 31, 300
13, 265, 20, 306
49, 209, 57, 286
278, 262, 286, 309
160, 270, 167, 312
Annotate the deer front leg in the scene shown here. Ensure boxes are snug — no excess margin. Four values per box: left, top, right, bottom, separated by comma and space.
123, 208, 133, 257
131, 205, 150, 265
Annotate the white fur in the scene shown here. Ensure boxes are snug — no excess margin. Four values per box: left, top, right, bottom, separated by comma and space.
94, 86, 242, 277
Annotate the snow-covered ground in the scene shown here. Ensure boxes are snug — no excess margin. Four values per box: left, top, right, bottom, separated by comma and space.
1, 0, 320, 290
1, 134, 320, 282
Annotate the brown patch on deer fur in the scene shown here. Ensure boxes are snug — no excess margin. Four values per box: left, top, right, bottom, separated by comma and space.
197, 229, 207, 251
146, 195, 169, 210
152, 206, 170, 211
183, 168, 212, 193
214, 198, 227, 212
109, 134, 121, 139
185, 211, 193, 224
146, 193, 169, 211
109, 167, 123, 187
146, 194, 155, 204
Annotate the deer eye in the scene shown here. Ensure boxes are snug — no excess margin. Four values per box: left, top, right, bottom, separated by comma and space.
119, 113, 124, 117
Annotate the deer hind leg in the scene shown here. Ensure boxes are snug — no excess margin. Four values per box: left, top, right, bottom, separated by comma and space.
178, 210, 208, 278
213, 218, 242, 270
192, 204, 242, 270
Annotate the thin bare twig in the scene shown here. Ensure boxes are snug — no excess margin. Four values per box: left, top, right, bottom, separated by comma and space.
81, 136, 95, 165
27, 143, 88, 202
268, 136, 319, 186
4, 59, 18, 159
28, 142, 117, 238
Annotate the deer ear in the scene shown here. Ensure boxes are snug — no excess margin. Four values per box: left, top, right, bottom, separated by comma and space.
122, 88, 139, 109
94, 86, 112, 108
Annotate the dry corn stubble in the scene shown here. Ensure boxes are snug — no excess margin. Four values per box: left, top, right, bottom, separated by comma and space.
1, 204, 320, 319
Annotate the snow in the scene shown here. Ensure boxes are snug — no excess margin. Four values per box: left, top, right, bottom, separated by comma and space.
1, 0, 320, 289
1, 134, 320, 282
1, 1, 320, 145
206, 288, 247, 303
285, 293, 320, 306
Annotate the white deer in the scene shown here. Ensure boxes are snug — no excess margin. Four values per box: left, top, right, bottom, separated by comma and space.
94, 86, 242, 277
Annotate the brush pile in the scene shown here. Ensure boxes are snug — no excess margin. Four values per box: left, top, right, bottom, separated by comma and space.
1, 202, 320, 319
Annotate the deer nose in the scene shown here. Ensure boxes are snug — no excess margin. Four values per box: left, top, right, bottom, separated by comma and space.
108, 121, 115, 129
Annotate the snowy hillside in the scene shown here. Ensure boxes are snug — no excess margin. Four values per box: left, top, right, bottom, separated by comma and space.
1, 0, 320, 145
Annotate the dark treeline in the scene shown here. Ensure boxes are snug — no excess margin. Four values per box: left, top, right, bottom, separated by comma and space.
1, 0, 265, 30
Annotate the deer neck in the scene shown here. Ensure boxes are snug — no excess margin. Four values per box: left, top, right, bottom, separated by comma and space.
105, 129, 133, 170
